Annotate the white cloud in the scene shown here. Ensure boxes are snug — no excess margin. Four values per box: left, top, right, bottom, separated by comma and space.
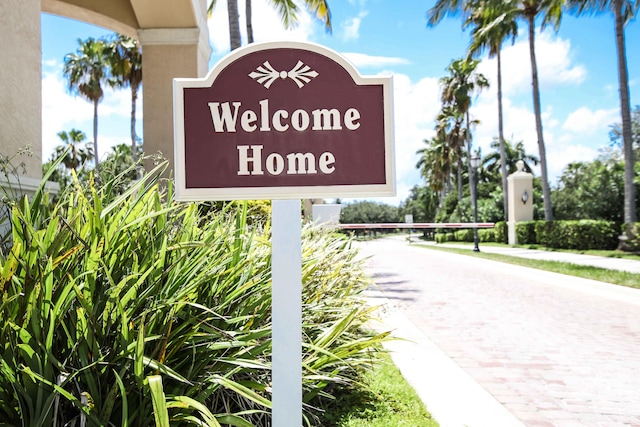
341, 12, 368, 41
207, 0, 316, 56
479, 29, 587, 98
562, 106, 619, 134
468, 29, 605, 186
546, 143, 599, 184
342, 52, 409, 69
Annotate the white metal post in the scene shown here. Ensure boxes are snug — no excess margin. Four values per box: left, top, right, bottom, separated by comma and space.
271, 199, 302, 427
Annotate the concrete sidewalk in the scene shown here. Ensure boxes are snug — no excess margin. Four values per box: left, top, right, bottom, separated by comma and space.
358, 237, 640, 427
417, 238, 640, 275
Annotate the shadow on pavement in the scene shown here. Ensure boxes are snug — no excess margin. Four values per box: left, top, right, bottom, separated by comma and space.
368, 271, 421, 303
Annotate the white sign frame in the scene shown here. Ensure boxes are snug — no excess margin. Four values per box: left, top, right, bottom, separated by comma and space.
173, 41, 395, 201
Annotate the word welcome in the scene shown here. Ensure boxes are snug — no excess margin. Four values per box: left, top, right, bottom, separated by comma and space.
209, 99, 361, 133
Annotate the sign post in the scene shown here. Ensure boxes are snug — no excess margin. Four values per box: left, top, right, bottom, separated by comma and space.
173, 41, 394, 426
271, 199, 302, 425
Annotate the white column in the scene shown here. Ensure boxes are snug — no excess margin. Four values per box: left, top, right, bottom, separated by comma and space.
0, 0, 43, 179
507, 160, 534, 245
138, 27, 211, 173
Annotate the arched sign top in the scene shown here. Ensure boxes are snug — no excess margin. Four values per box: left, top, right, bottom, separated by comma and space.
198, 41, 382, 89
173, 41, 395, 201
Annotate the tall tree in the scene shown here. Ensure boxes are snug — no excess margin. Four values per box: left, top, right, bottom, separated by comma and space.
428, 0, 563, 221
569, 0, 637, 224
55, 129, 94, 171
105, 35, 143, 162
552, 155, 625, 223
439, 57, 488, 202
521, 0, 563, 221
482, 137, 539, 177
434, 105, 469, 200
208, 0, 332, 51
246, 0, 255, 44
63, 37, 109, 167
466, 0, 518, 220
400, 185, 439, 223
417, 134, 457, 196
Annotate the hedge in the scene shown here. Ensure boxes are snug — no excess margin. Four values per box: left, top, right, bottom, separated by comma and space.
494, 221, 508, 244
535, 220, 618, 250
433, 220, 620, 251
515, 221, 537, 245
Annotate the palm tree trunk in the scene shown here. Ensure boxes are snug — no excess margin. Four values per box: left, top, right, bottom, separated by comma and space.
457, 156, 463, 201
228, 0, 242, 50
497, 50, 508, 221
527, 15, 553, 221
246, 0, 254, 44
93, 99, 99, 166
466, 111, 478, 220
131, 83, 138, 162
614, 0, 637, 224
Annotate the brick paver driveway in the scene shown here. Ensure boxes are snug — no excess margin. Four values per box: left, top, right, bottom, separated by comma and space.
357, 237, 640, 427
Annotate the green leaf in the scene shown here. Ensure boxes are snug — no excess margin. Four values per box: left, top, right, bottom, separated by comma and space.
147, 375, 170, 427
208, 375, 271, 409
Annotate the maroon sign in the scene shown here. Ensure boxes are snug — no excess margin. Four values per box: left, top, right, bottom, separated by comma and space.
174, 41, 394, 201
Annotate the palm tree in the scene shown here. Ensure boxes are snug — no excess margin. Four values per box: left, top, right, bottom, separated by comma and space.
416, 135, 457, 198
483, 137, 539, 177
55, 129, 94, 171
428, 0, 563, 221
439, 57, 488, 202
466, 0, 518, 220
208, 0, 331, 51
520, 0, 563, 221
434, 105, 469, 200
568, 0, 637, 224
63, 37, 110, 167
246, 0, 255, 44
105, 35, 143, 162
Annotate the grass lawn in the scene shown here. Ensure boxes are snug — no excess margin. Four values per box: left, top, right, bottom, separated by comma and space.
319, 352, 439, 427
416, 242, 640, 289
472, 241, 640, 261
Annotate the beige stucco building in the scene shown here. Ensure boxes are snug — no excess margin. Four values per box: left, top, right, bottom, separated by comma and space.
0, 0, 212, 185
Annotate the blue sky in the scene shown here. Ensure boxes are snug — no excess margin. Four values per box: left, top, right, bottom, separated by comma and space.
41, 0, 640, 204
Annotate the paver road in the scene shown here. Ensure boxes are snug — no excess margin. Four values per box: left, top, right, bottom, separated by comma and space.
357, 237, 640, 427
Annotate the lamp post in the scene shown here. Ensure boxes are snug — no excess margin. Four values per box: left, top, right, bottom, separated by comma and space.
470, 153, 481, 252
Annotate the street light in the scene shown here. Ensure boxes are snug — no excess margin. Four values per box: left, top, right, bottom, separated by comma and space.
470, 153, 481, 252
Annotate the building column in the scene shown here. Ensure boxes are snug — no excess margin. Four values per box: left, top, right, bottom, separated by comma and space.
138, 27, 211, 173
507, 160, 534, 245
0, 0, 43, 179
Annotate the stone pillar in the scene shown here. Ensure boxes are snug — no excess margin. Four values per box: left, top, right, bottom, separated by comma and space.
507, 160, 534, 245
138, 27, 211, 173
0, 0, 43, 179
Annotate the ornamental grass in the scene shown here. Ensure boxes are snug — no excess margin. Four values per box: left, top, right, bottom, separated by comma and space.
0, 158, 388, 426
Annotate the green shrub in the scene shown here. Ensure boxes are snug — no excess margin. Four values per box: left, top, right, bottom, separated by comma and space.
535, 220, 618, 250
565, 220, 618, 250
494, 221, 507, 244
515, 221, 537, 245
434, 232, 448, 243
478, 228, 495, 242
0, 161, 387, 426
454, 229, 474, 242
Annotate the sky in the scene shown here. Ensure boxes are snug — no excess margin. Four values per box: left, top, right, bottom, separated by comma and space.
41, 0, 640, 205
